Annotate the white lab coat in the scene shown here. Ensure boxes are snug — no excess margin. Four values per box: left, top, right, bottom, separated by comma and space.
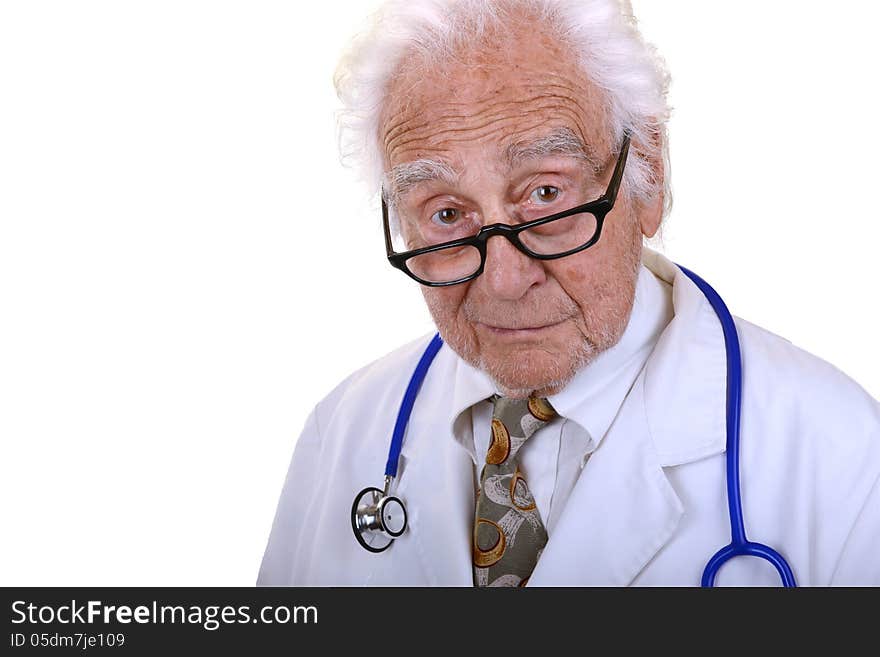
258, 248, 880, 586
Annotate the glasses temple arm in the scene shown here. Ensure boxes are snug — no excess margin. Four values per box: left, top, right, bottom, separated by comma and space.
381, 194, 397, 257
602, 132, 632, 206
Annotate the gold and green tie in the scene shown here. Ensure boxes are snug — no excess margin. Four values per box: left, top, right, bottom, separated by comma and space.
473, 395, 558, 587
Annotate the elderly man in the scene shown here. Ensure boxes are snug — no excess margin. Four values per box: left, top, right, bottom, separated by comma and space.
258, 0, 880, 586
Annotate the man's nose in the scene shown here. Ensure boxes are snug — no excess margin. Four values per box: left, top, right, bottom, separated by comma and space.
480, 230, 547, 300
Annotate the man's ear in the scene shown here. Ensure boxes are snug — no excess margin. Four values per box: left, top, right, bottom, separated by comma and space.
635, 125, 665, 239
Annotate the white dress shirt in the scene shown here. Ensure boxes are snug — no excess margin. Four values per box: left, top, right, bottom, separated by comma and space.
453, 264, 675, 534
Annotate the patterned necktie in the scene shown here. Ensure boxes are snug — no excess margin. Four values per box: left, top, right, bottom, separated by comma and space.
472, 395, 558, 587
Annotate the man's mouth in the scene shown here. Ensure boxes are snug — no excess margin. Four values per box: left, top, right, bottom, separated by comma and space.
476, 318, 568, 336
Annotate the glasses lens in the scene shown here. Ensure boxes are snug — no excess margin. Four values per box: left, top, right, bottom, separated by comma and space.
406, 244, 482, 284
519, 211, 599, 256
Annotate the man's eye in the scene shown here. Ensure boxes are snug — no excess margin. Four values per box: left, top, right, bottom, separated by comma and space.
430, 208, 459, 225
530, 185, 560, 204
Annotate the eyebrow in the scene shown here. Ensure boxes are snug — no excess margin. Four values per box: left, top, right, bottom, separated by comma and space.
383, 159, 459, 209
382, 127, 601, 207
504, 127, 602, 173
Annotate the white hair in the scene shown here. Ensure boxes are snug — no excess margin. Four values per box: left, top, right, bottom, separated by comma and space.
333, 0, 672, 218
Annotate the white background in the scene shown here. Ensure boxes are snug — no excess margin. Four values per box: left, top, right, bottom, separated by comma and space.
1, 1, 877, 585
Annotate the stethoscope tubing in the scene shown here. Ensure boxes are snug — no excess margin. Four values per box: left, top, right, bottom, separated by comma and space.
677, 265, 796, 587
384, 332, 444, 479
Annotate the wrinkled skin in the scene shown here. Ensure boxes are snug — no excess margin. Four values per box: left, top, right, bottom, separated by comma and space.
380, 20, 663, 399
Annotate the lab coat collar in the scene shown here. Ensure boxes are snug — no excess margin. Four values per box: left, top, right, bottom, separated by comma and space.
639, 248, 727, 466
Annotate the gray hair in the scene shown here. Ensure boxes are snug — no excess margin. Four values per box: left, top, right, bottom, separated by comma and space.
334, 0, 672, 218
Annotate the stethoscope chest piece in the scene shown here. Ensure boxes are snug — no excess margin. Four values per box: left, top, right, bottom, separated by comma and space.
351, 484, 408, 553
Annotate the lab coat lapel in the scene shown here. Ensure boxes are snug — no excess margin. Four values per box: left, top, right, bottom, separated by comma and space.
393, 440, 475, 585
391, 345, 484, 586
529, 374, 684, 586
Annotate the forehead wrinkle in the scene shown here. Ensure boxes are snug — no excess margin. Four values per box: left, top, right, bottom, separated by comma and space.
389, 116, 545, 158
383, 87, 598, 159
383, 84, 583, 143
385, 103, 594, 167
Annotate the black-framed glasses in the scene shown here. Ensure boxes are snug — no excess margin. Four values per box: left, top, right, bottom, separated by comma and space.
381, 132, 631, 287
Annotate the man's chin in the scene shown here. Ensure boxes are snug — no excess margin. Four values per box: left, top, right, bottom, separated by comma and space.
479, 351, 580, 399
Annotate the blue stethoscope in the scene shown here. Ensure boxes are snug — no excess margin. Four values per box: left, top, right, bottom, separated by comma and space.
351, 266, 798, 587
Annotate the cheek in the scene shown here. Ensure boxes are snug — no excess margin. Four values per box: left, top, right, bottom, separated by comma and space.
558, 261, 587, 285
551, 247, 603, 292
547, 209, 641, 309
605, 199, 642, 249
421, 286, 468, 324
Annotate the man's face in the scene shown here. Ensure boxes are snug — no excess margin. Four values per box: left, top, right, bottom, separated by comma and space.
380, 25, 660, 399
